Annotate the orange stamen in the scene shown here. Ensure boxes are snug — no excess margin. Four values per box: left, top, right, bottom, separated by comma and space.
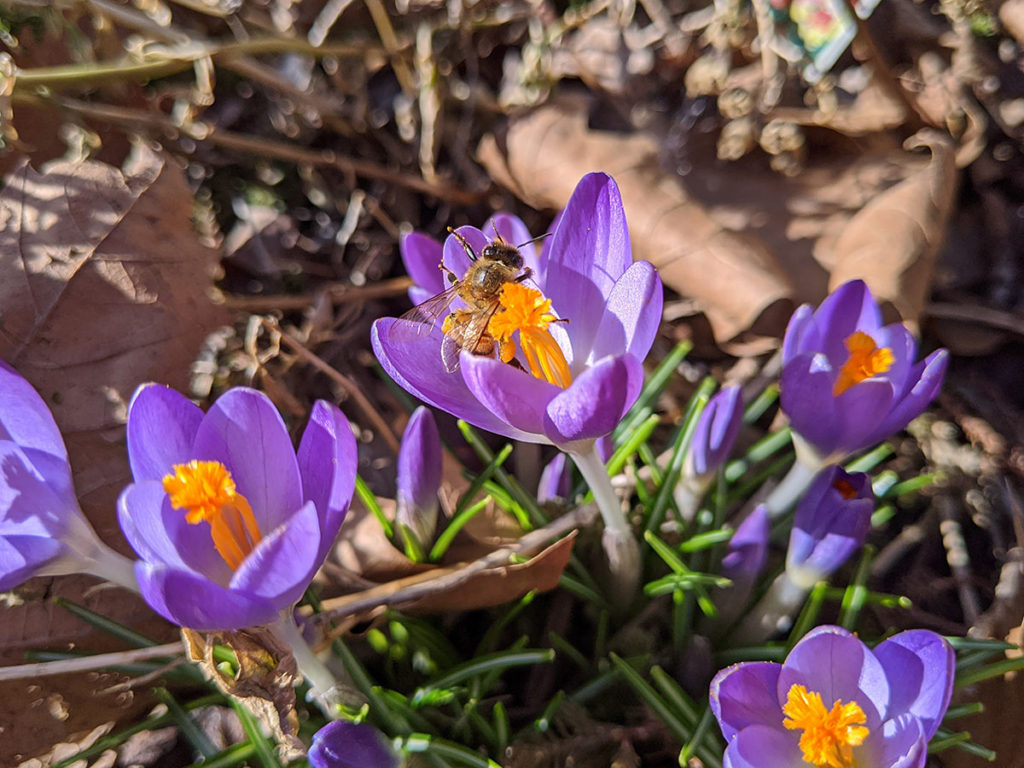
833, 331, 894, 396
487, 283, 573, 389
783, 684, 869, 768
832, 479, 858, 500
163, 460, 262, 571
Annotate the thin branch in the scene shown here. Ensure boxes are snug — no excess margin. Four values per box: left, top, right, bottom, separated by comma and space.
0, 642, 184, 682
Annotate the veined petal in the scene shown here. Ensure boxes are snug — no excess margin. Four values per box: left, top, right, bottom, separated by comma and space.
461, 354, 560, 438
590, 261, 663, 364
135, 562, 278, 631
543, 355, 644, 446
874, 631, 954, 740
126, 384, 204, 482
297, 400, 357, 564
118, 481, 232, 584
372, 318, 539, 443
545, 173, 632, 362
400, 231, 445, 297
191, 388, 302, 532
710, 661, 783, 741
230, 501, 322, 607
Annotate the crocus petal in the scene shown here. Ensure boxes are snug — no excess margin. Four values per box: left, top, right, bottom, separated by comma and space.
815, 280, 883, 367
191, 388, 303, 532
0, 361, 68, 464
461, 354, 560, 438
780, 354, 842, 457
874, 630, 954, 740
117, 481, 232, 584
590, 261, 663, 364
781, 304, 818, 363
126, 384, 205, 482
724, 724, 803, 768
297, 400, 357, 564
443, 225, 488, 277
309, 721, 399, 768
400, 231, 445, 298
545, 173, 632, 362
779, 626, 887, 726
230, 501, 321, 607
710, 661, 782, 741
872, 323, 918, 399
721, 504, 770, 595
0, 535, 66, 591
874, 714, 928, 768
537, 453, 571, 503
372, 318, 537, 443
689, 387, 744, 477
543, 355, 644, 446
868, 349, 949, 446
831, 378, 895, 455
396, 406, 441, 546
135, 562, 278, 631
0, 443, 76, 537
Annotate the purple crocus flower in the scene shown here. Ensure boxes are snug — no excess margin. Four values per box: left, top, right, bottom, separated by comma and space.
714, 504, 770, 627
734, 467, 872, 642
787, 466, 873, 589
309, 721, 398, 768
677, 386, 744, 520
395, 406, 442, 551
781, 280, 948, 464
372, 172, 662, 451
117, 384, 356, 631
0, 362, 137, 591
711, 625, 954, 768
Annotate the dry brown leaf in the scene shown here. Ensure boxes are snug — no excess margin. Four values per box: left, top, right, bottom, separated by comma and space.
477, 94, 795, 346
827, 130, 957, 328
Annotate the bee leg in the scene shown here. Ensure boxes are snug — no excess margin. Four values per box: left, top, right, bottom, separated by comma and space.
438, 263, 460, 285
514, 266, 534, 283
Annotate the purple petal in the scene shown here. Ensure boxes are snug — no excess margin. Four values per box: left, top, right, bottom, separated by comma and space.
710, 661, 782, 741
690, 387, 744, 477
461, 354, 560, 438
117, 481, 232, 584
874, 714, 928, 768
831, 378, 895, 456
191, 389, 302, 532
543, 355, 643, 446
873, 323, 918, 400
297, 401, 357, 564
781, 304, 818, 363
724, 724, 802, 768
396, 406, 441, 543
0, 361, 68, 463
874, 630, 954, 740
779, 626, 887, 726
788, 467, 872, 581
780, 354, 842, 457
868, 349, 949, 446
814, 280, 883, 367
400, 232, 445, 297
590, 261, 663, 364
0, 535, 66, 591
443, 225, 488, 277
537, 453, 571, 503
135, 562, 278, 630
721, 504, 770, 593
230, 501, 322, 607
372, 318, 538, 443
126, 384, 205, 482
545, 174, 632, 362
309, 721, 398, 768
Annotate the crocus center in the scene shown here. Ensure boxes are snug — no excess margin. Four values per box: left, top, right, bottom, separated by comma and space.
832, 479, 858, 500
783, 684, 869, 768
487, 282, 573, 389
162, 460, 262, 571
833, 331, 894, 396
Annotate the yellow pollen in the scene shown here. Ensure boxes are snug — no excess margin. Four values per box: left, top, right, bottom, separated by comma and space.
488, 283, 573, 389
783, 684, 869, 768
833, 331, 894, 396
162, 460, 262, 571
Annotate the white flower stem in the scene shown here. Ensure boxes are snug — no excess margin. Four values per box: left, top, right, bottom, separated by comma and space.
569, 445, 639, 606
81, 547, 139, 592
729, 572, 808, 645
764, 455, 821, 518
269, 611, 341, 718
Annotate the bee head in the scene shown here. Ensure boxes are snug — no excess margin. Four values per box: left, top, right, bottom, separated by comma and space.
481, 241, 524, 269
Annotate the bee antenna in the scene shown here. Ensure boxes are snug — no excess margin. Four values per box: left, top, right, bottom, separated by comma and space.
447, 225, 478, 262
516, 232, 553, 249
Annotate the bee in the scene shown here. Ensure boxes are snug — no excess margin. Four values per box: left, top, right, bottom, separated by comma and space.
391, 228, 540, 372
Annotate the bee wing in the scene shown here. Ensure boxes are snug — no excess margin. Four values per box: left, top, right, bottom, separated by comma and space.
441, 302, 501, 373
389, 283, 461, 342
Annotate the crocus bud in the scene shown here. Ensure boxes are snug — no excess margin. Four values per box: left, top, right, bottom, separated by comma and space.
537, 453, 570, 504
715, 504, 770, 627
308, 721, 398, 768
395, 407, 442, 551
786, 466, 873, 589
676, 387, 743, 521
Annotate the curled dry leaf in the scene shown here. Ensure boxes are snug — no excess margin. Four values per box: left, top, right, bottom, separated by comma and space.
477, 94, 795, 346
827, 130, 957, 328
182, 627, 306, 761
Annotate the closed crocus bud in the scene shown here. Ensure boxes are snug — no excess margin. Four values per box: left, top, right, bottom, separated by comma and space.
676, 387, 743, 521
537, 452, 570, 505
733, 467, 872, 643
713, 505, 770, 628
309, 721, 398, 768
395, 407, 442, 552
